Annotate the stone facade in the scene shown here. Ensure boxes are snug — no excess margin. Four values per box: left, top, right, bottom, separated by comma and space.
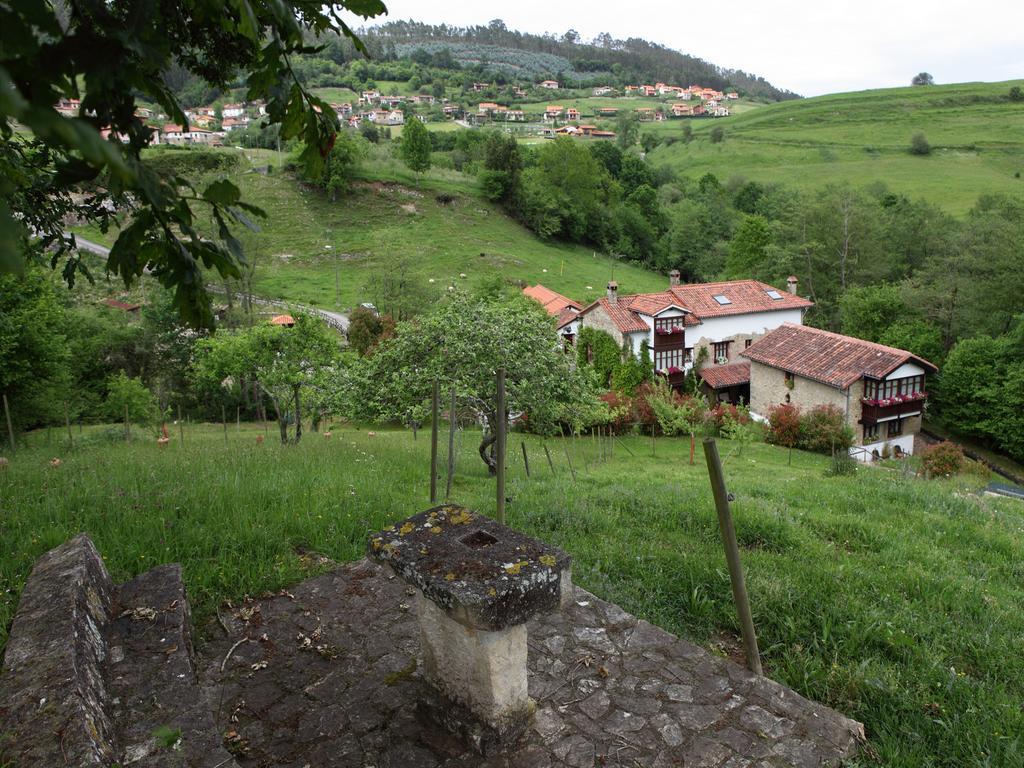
579, 303, 626, 346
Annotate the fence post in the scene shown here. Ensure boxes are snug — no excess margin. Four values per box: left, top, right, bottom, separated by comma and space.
222, 405, 228, 445
703, 438, 762, 675
124, 403, 130, 441
521, 441, 531, 478
3, 393, 16, 453
237, 406, 241, 433
178, 404, 184, 444
558, 424, 576, 481
690, 433, 695, 465
446, 385, 457, 499
65, 402, 73, 449
430, 378, 439, 504
496, 368, 506, 525
543, 442, 556, 475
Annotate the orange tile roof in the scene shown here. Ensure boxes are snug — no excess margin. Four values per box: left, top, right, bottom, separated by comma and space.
556, 308, 580, 329
699, 362, 750, 389
580, 297, 650, 334
270, 314, 295, 326
522, 284, 582, 315
668, 280, 812, 318
742, 324, 938, 390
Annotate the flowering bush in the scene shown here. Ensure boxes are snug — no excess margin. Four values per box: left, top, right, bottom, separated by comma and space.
766, 404, 801, 447
706, 402, 750, 434
861, 391, 928, 407
920, 441, 964, 477
599, 390, 636, 434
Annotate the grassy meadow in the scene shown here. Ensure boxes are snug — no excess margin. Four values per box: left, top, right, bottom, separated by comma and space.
648, 80, 1024, 214
1, 423, 1022, 765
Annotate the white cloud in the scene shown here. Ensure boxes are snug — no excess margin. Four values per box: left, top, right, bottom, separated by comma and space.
369, 0, 1024, 96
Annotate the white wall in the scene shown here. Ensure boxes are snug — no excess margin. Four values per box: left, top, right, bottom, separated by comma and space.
886, 362, 927, 380
854, 435, 916, 462
695, 308, 804, 343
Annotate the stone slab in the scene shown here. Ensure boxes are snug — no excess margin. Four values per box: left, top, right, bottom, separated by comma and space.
198, 560, 864, 767
368, 505, 571, 631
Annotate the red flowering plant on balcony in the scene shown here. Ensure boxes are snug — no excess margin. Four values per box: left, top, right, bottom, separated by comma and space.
861, 391, 929, 407
654, 326, 685, 335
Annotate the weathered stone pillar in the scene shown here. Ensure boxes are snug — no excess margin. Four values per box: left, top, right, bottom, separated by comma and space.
368, 505, 571, 755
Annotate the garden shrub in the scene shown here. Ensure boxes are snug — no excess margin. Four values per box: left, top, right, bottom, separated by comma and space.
920, 441, 964, 477
799, 404, 853, 454
766, 403, 801, 447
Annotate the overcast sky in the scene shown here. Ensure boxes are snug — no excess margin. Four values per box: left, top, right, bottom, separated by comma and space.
367, 0, 1024, 96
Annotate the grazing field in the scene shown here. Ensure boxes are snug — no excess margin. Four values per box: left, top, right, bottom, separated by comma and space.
225, 150, 667, 310
1, 424, 1022, 765
648, 80, 1024, 214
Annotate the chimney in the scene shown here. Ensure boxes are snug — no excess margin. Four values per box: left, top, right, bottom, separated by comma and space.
786, 275, 799, 295
606, 280, 618, 305
669, 269, 681, 287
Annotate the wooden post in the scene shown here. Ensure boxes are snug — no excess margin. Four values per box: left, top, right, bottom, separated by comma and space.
690, 433, 695, 465
558, 424, 576, 481
236, 406, 241, 433
703, 438, 762, 675
521, 441, 531, 478
543, 442, 556, 474
446, 385, 457, 499
124, 403, 130, 441
430, 378, 440, 504
178, 404, 184, 444
651, 427, 656, 457
222, 405, 228, 445
496, 368, 506, 525
65, 402, 73, 448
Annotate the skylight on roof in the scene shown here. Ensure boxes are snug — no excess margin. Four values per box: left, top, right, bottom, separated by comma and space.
766, 289, 783, 300
712, 294, 732, 305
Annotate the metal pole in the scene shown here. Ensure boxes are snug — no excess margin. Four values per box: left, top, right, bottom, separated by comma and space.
430, 378, 439, 504
521, 441, 531, 478
496, 368, 506, 525
65, 402, 73, 448
446, 385, 456, 499
703, 438, 762, 675
544, 442, 556, 474
178, 404, 184, 444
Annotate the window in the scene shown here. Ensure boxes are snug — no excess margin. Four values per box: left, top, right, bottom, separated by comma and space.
863, 424, 879, 442
765, 289, 783, 300
713, 341, 730, 362
654, 347, 687, 372
744, 338, 752, 348
784, 371, 795, 388
685, 347, 694, 363
712, 294, 732, 305
654, 316, 685, 335
888, 419, 903, 437
864, 375, 926, 401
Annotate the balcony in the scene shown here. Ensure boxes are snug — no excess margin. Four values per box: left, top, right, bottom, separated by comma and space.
653, 327, 687, 350
860, 394, 927, 424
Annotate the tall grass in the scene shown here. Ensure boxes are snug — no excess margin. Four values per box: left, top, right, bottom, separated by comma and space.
1, 424, 1022, 765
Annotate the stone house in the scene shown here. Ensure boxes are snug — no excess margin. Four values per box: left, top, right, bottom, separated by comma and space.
743, 324, 938, 460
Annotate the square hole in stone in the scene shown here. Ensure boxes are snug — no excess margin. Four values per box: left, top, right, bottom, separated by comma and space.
460, 530, 499, 550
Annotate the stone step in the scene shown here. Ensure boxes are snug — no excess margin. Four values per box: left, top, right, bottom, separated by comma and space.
0, 535, 239, 768
108, 565, 240, 768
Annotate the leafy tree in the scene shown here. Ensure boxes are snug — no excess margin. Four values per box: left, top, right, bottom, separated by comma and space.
589, 141, 623, 177
0, 269, 69, 437
709, 125, 725, 144
519, 138, 610, 243
935, 335, 1002, 437
616, 113, 639, 149
724, 214, 771, 279
1010, 86, 1023, 102
681, 122, 693, 143
1, 0, 386, 326
400, 115, 432, 175
878, 320, 945, 366
343, 293, 598, 473
193, 314, 339, 444
838, 284, 905, 341
321, 131, 366, 201
480, 131, 522, 205
105, 372, 159, 430
359, 121, 380, 143
910, 133, 931, 155
640, 132, 660, 153
347, 307, 394, 355
911, 72, 935, 86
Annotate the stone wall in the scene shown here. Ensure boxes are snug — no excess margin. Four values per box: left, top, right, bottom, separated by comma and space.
580, 305, 625, 346
749, 361, 860, 429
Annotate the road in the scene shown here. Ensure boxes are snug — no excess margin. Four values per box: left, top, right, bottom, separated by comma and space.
73, 235, 349, 333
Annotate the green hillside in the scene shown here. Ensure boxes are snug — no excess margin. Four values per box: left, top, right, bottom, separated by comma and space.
194, 149, 668, 310
648, 80, 1024, 214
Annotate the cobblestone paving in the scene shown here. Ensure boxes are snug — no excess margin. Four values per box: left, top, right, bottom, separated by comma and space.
197, 560, 863, 767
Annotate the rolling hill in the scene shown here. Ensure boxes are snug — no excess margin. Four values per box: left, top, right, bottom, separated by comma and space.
647, 80, 1024, 213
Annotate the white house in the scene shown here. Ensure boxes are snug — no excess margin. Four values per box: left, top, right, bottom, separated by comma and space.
575, 273, 812, 396
221, 103, 245, 118
161, 124, 217, 145
539, 80, 560, 89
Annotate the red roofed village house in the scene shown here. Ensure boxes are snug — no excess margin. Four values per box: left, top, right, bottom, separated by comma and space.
743, 324, 937, 460
522, 285, 583, 346
575, 272, 812, 394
